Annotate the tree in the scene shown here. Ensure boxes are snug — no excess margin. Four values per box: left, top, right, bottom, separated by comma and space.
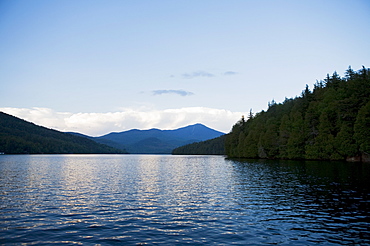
335, 122, 358, 158
225, 66, 370, 162
278, 114, 291, 158
345, 66, 355, 80
258, 117, 279, 158
354, 101, 370, 154
248, 109, 254, 120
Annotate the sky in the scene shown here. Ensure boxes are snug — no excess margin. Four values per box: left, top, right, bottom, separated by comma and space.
1, 0, 370, 136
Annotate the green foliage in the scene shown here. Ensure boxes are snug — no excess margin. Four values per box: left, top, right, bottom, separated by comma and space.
286, 112, 306, 159
0, 112, 126, 154
354, 101, 370, 154
226, 66, 370, 161
172, 135, 226, 155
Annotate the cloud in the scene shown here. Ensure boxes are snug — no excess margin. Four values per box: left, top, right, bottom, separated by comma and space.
152, 89, 194, 96
224, 71, 238, 76
1, 107, 245, 137
180, 70, 237, 78
182, 71, 215, 79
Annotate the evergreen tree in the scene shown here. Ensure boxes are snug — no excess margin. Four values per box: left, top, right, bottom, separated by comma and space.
354, 101, 370, 154
286, 112, 305, 159
278, 114, 291, 158
225, 66, 370, 162
335, 122, 358, 158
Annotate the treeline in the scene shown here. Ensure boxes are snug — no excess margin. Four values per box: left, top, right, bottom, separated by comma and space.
172, 135, 226, 155
0, 112, 126, 154
225, 66, 370, 162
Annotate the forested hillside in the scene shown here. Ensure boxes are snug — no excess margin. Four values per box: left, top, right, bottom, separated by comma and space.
172, 135, 226, 155
225, 66, 370, 162
0, 112, 125, 154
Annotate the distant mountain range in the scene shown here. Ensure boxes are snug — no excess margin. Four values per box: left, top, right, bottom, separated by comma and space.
0, 112, 125, 154
1, 111, 225, 155
88, 123, 225, 154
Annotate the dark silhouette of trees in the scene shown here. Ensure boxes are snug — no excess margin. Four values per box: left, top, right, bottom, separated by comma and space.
172, 135, 226, 155
226, 66, 370, 162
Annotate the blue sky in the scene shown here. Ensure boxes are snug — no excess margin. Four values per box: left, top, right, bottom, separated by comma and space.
1, 0, 370, 136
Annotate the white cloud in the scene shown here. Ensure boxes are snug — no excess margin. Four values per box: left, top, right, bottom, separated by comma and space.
1, 107, 245, 137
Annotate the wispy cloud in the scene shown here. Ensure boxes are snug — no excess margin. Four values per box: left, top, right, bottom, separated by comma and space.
152, 89, 194, 96
182, 71, 215, 79
180, 70, 237, 78
224, 71, 238, 76
1, 107, 245, 136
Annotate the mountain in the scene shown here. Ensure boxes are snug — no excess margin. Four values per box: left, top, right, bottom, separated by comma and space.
0, 112, 125, 154
94, 123, 225, 154
172, 134, 227, 155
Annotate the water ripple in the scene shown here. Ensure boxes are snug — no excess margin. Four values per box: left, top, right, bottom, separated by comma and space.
0, 155, 369, 245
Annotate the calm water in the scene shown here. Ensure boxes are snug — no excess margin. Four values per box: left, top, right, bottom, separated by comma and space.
0, 155, 369, 245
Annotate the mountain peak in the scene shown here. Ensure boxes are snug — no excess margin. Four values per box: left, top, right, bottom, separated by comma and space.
95, 123, 225, 154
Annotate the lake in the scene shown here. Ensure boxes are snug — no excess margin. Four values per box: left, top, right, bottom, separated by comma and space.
0, 155, 369, 245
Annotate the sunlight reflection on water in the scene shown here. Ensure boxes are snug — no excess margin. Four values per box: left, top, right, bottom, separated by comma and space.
0, 155, 369, 245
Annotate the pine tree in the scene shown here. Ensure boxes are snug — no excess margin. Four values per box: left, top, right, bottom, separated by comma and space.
354, 101, 370, 154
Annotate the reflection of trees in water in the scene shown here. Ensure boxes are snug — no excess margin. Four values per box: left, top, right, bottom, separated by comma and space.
228, 159, 370, 243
